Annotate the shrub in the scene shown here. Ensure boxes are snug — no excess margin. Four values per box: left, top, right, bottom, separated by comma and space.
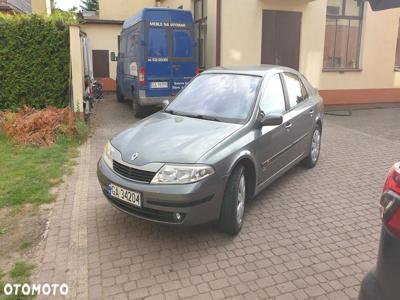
2, 106, 82, 147
0, 111, 4, 127
0, 12, 76, 110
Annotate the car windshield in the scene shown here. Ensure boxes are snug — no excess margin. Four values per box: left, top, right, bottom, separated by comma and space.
165, 73, 261, 124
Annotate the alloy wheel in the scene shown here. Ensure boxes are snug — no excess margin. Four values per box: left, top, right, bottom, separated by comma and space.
311, 129, 321, 163
236, 174, 246, 225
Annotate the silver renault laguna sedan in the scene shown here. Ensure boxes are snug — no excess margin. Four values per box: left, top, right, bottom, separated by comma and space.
97, 65, 323, 235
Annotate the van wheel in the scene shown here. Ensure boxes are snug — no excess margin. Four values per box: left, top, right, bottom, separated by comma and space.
303, 125, 321, 168
219, 165, 246, 235
132, 96, 146, 118
116, 86, 124, 103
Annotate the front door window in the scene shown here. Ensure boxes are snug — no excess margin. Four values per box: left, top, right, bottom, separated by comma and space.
259, 74, 286, 115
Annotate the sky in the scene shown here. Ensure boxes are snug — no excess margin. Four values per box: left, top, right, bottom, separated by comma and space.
56, 0, 82, 11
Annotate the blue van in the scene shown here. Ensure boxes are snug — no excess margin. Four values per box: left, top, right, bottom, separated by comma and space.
117, 8, 198, 117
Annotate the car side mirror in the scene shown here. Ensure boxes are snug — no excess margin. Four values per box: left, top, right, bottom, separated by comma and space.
258, 113, 283, 127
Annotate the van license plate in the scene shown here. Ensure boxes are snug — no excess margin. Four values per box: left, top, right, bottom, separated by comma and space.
109, 184, 141, 207
150, 82, 168, 89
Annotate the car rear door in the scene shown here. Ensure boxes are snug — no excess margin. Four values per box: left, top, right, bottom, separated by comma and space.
281, 72, 315, 161
255, 73, 292, 184
170, 27, 196, 96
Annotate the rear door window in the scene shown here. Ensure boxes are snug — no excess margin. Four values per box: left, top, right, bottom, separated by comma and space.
172, 30, 193, 58
148, 28, 168, 57
283, 73, 308, 108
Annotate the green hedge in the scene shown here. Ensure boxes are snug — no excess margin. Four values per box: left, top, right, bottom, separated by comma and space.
0, 13, 76, 110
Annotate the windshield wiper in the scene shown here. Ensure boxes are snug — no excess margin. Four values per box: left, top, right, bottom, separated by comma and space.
189, 114, 222, 122
165, 109, 185, 116
165, 110, 222, 122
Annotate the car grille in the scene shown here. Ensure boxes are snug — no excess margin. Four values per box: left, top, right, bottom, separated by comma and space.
113, 160, 156, 183
106, 195, 185, 224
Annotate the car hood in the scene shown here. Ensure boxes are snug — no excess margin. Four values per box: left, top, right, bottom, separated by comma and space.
111, 112, 241, 165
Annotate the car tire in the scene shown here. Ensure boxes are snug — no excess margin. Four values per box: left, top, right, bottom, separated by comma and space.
132, 94, 146, 118
116, 86, 124, 103
303, 125, 322, 169
219, 165, 247, 235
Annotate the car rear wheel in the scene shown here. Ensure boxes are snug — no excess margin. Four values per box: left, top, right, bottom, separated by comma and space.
132, 94, 146, 118
303, 125, 321, 168
116, 86, 124, 103
219, 165, 246, 235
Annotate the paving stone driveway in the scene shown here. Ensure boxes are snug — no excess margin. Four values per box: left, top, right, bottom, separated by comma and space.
37, 97, 400, 300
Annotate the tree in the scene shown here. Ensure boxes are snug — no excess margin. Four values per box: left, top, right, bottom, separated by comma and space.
80, 0, 99, 11
50, 0, 56, 10
68, 6, 79, 13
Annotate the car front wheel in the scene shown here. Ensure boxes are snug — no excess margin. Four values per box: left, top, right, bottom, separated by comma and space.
303, 125, 321, 168
219, 165, 246, 235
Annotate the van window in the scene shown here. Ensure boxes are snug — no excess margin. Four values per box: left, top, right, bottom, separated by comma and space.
148, 28, 168, 57
127, 32, 136, 57
173, 30, 192, 58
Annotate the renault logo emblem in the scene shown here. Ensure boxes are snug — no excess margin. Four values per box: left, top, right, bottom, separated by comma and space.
131, 153, 139, 161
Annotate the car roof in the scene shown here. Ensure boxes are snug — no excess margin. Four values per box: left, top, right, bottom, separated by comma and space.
203, 65, 297, 77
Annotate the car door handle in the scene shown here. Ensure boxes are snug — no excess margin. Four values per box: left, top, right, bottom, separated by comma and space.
285, 122, 292, 130
309, 109, 314, 115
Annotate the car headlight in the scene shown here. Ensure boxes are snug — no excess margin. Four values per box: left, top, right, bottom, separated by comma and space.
103, 141, 118, 169
151, 164, 215, 184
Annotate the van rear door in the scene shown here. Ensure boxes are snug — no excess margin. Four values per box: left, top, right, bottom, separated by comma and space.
145, 27, 171, 98
145, 23, 196, 99
170, 28, 196, 95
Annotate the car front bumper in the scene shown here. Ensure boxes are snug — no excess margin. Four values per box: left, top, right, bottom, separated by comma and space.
97, 158, 227, 226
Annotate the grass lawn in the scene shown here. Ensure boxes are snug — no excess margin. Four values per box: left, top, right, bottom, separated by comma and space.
0, 122, 88, 208
0, 262, 35, 299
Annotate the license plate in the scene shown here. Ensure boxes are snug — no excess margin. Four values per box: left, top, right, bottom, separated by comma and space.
150, 81, 168, 89
109, 184, 141, 207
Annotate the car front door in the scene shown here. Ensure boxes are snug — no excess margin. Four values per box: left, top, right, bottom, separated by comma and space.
255, 73, 293, 185
282, 72, 315, 161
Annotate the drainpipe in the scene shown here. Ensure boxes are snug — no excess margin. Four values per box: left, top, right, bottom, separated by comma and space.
216, 0, 221, 66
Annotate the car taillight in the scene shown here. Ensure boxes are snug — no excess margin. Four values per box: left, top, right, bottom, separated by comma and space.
383, 162, 400, 194
381, 162, 400, 238
196, 67, 200, 75
139, 67, 145, 86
